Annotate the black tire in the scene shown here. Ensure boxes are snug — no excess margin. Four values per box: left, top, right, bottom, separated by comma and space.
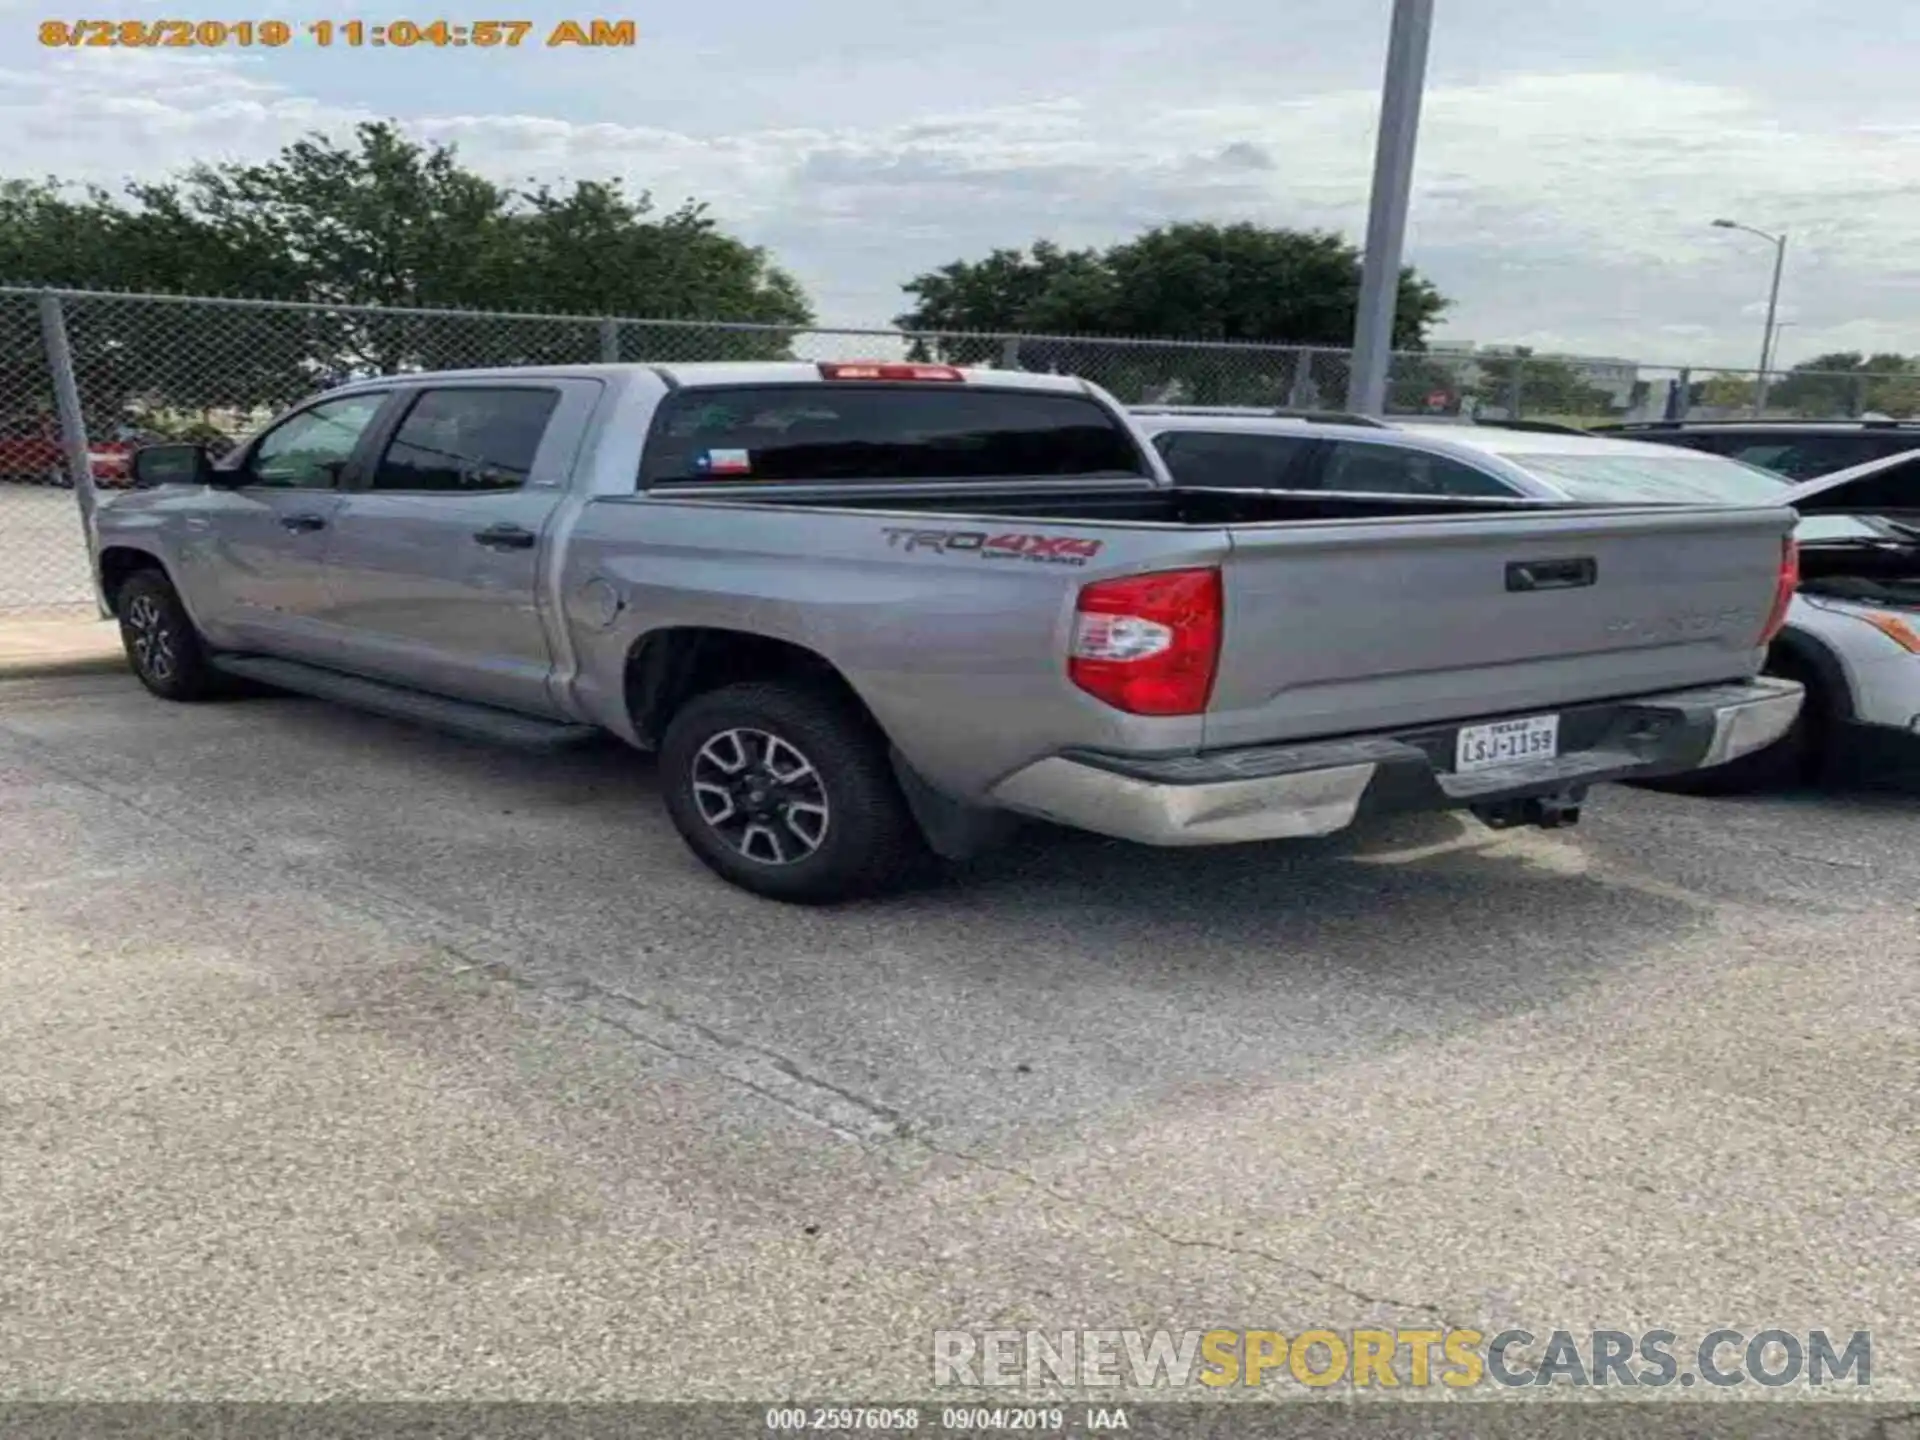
658, 680, 928, 903
115, 567, 221, 702
1636, 655, 1823, 796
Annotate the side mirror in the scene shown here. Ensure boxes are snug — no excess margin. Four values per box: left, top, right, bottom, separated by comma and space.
131, 442, 214, 489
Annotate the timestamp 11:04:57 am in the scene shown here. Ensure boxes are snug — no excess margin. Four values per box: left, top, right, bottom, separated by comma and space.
37, 18, 638, 47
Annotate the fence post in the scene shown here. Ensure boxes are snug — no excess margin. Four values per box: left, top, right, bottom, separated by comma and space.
1505, 356, 1525, 418
598, 318, 621, 363
999, 337, 1023, 370
1849, 372, 1867, 419
1287, 350, 1317, 409
37, 292, 106, 618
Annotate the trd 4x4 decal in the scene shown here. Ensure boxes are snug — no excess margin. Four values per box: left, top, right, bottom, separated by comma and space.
881, 527, 1104, 566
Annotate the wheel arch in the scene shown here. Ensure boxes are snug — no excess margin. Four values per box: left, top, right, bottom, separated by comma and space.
1769, 625, 1854, 727
96, 545, 171, 616
622, 626, 874, 750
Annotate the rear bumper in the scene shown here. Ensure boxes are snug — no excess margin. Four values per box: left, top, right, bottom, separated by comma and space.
987, 677, 1806, 846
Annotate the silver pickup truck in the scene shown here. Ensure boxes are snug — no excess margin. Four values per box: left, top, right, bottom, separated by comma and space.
100, 361, 1804, 902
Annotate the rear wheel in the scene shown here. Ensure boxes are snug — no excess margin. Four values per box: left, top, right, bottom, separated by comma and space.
658, 680, 928, 903
115, 567, 221, 702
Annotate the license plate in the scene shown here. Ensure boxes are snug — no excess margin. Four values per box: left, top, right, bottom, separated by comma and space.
1455, 714, 1560, 773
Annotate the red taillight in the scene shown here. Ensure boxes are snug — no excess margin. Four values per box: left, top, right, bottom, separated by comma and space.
817, 361, 965, 382
1760, 537, 1798, 646
1068, 567, 1223, 716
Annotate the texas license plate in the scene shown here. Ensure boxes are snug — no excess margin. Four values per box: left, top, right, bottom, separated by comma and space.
1455, 714, 1560, 773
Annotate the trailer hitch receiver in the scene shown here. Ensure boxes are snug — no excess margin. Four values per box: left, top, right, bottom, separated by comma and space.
1471, 788, 1586, 831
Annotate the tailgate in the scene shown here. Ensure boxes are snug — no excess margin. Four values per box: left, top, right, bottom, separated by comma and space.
1206, 504, 1795, 748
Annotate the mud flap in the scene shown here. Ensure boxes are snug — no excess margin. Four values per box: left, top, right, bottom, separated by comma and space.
889, 748, 1023, 861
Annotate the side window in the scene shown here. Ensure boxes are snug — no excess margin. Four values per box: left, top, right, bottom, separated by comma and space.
1726, 442, 1801, 475
245, 393, 387, 489
1654, 431, 1746, 455
1798, 436, 1915, 478
1154, 431, 1315, 489
1814, 455, 1920, 510
1724, 435, 1896, 481
371, 387, 561, 494
638, 385, 1145, 487
1869, 436, 1920, 467
1321, 441, 1517, 497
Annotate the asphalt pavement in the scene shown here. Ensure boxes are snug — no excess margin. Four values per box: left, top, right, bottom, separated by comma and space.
1, 667, 1915, 1402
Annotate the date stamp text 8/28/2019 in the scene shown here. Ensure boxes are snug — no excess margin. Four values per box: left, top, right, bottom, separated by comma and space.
38, 19, 637, 48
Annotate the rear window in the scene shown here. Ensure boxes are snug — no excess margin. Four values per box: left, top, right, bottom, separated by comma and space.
638, 384, 1146, 487
1516, 452, 1791, 505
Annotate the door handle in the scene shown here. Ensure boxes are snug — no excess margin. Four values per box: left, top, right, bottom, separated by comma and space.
473, 523, 537, 551
1506, 556, 1597, 592
280, 513, 328, 533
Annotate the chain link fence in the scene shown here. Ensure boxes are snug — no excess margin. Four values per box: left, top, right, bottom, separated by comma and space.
4, 285, 1915, 614
0, 290, 95, 614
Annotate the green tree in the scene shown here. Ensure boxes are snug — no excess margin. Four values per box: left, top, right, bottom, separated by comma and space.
1697, 372, 1760, 411
896, 240, 1110, 363
1866, 370, 1920, 417
1387, 354, 1468, 414
1769, 352, 1917, 417
896, 223, 1449, 403
1, 121, 813, 432
1472, 348, 1614, 418
498, 181, 808, 363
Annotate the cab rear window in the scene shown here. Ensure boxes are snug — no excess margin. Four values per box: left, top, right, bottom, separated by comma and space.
638, 385, 1146, 487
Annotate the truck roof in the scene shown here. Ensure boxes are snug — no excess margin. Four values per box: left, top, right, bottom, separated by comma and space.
1386, 423, 1698, 459
1131, 411, 1704, 463
327, 361, 1100, 395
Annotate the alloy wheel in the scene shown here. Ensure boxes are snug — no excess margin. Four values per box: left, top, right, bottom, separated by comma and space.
690, 727, 830, 865
126, 594, 177, 683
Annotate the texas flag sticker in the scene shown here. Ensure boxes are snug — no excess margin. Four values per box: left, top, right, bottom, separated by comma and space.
699, 448, 752, 476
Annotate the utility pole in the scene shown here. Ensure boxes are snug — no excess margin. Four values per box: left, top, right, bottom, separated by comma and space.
1346, 0, 1435, 415
1712, 219, 1788, 416
1756, 233, 1787, 414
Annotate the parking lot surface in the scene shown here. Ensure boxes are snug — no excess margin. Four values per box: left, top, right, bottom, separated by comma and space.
1, 668, 1916, 1400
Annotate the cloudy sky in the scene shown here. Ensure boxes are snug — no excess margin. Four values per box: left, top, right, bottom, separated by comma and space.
4, 0, 1917, 367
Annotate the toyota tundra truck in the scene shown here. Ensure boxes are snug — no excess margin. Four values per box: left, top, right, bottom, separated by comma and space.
96, 361, 1804, 902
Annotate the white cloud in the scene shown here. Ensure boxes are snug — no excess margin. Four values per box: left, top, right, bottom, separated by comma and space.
3, 50, 1918, 366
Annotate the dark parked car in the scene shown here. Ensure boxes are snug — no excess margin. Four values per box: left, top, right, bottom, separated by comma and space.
1591, 420, 1920, 481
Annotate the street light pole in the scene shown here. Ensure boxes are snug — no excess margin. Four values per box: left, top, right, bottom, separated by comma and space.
1763, 320, 1795, 377
1712, 218, 1787, 416
1346, 0, 1435, 415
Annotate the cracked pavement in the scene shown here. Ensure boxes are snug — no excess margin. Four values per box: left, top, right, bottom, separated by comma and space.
2, 669, 1917, 1401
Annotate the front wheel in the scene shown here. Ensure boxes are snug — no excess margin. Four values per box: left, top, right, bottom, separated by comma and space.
115, 567, 221, 701
658, 680, 928, 903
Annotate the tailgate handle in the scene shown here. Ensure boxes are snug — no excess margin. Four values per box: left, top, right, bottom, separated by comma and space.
1507, 556, 1596, 592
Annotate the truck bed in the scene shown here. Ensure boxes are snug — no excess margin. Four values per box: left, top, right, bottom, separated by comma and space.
743, 481, 1564, 525
572, 479, 1797, 789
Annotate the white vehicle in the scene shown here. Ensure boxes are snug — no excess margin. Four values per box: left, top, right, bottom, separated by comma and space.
1130, 410, 1920, 788
1746, 450, 1920, 789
